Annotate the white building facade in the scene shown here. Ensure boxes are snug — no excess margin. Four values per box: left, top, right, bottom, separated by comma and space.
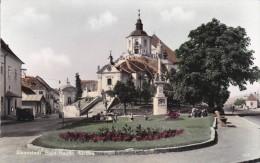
96, 12, 178, 97
0, 39, 24, 118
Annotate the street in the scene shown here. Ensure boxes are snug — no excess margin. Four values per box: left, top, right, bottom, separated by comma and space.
0, 114, 84, 137
240, 115, 260, 127
0, 114, 259, 163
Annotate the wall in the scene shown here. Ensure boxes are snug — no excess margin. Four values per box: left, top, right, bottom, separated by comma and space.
82, 91, 99, 98
3, 51, 22, 117
0, 51, 4, 117
63, 105, 80, 118
246, 101, 258, 109
100, 66, 121, 92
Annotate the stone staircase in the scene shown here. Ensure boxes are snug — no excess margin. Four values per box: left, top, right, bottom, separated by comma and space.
82, 102, 106, 117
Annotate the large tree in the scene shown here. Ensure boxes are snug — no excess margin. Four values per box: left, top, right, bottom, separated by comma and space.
75, 73, 83, 100
113, 79, 136, 115
173, 18, 260, 109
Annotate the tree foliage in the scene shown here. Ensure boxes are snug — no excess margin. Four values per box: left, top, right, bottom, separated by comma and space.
172, 18, 260, 108
234, 98, 246, 106
141, 80, 153, 105
113, 79, 136, 115
75, 73, 83, 100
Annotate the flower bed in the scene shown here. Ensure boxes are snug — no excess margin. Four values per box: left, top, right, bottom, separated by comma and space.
59, 124, 184, 143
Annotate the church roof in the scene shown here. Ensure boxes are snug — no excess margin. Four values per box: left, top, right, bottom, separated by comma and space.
151, 34, 179, 64
115, 57, 167, 78
60, 84, 77, 92
128, 15, 149, 37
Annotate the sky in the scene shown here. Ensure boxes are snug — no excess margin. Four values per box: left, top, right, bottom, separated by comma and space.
1, 0, 260, 97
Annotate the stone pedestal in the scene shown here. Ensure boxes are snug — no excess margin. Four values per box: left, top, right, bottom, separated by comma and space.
153, 81, 167, 115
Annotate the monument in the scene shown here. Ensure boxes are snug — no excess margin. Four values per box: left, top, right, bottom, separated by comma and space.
153, 41, 168, 115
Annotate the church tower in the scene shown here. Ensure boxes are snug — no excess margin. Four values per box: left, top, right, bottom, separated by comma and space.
126, 10, 152, 57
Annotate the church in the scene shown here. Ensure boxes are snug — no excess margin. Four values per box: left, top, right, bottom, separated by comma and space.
96, 11, 178, 98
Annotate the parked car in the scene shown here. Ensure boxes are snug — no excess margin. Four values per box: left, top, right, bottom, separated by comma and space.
16, 106, 35, 121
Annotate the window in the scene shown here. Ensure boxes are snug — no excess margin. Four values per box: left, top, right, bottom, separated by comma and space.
15, 99, 17, 109
1, 97, 3, 109
134, 48, 139, 54
68, 97, 71, 105
39, 91, 43, 95
107, 78, 112, 85
128, 40, 131, 48
134, 41, 139, 54
15, 69, 17, 79
0, 63, 3, 74
144, 39, 147, 47
8, 66, 11, 77
250, 102, 253, 106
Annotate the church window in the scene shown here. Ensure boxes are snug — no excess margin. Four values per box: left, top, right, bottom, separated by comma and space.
144, 39, 147, 47
107, 78, 112, 85
134, 48, 139, 54
128, 40, 131, 48
134, 41, 139, 54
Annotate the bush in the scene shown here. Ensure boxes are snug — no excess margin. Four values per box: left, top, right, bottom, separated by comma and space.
166, 111, 180, 119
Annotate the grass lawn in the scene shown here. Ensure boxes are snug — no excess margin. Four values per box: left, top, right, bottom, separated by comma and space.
32, 115, 214, 151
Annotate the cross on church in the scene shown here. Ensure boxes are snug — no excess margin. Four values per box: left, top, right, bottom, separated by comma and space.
138, 9, 140, 18
108, 50, 114, 65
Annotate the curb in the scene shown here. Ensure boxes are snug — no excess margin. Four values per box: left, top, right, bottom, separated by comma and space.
27, 117, 218, 156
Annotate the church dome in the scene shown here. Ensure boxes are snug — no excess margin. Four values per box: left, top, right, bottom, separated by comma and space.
60, 84, 77, 92
129, 13, 148, 36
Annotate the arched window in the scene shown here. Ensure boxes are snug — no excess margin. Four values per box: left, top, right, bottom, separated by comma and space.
144, 39, 147, 47
134, 41, 139, 54
128, 40, 131, 48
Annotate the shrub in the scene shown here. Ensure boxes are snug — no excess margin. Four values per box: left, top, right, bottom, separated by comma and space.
166, 111, 180, 120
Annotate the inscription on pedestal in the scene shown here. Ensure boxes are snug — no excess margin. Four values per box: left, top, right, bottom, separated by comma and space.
158, 99, 166, 106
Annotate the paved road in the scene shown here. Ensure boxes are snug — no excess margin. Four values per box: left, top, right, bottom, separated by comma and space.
0, 114, 84, 137
240, 115, 260, 127
0, 116, 259, 163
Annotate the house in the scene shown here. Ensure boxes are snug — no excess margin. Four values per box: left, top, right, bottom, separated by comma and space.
0, 39, 24, 118
22, 75, 58, 114
246, 93, 259, 109
96, 12, 178, 98
22, 85, 47, 117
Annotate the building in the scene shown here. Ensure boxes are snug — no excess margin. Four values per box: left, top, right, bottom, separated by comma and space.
22, 75, 58, 114
59, 79, 77, 108
246, 93, 259, 109
96, 12, 178, 97
0, 39, 24, 118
